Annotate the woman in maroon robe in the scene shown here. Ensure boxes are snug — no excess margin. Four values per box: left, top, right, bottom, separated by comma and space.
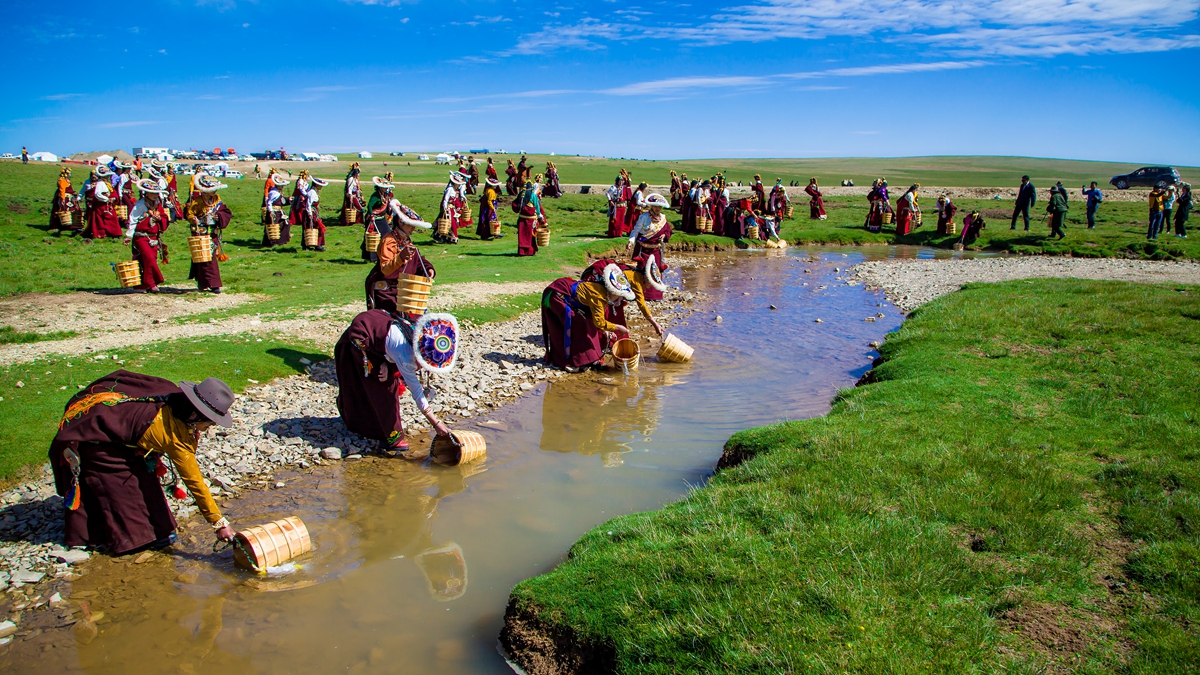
86, 167, 122, 239
668, 171, 682, 209
513, 179, 545, 256
334, 310, 454, 452
486, 157, 498, 182
124, 180, 170, 292
894, 184, 919, 236
50, 167, 80, 230
541, 270, 631, 371
365, 199, 435, 314
476, 178, 503, 240
681, 181, 698, 233
186, 176, 232, 293
49, 371, 237, 554
625, 182, 647, 234
606, 176, 629, 238
543, 162, 562, 198
805, 178, 827, 220
505, 160, 518, 196
936, 195, 957, 235
710, 179, 729, 236
626, 194, 673, 301
751, 175, 767, 213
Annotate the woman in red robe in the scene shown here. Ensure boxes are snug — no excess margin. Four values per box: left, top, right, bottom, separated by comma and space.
710, 178, 729, 236
124, 179, 170, 292
505, 160, 518, 195
50, 167, 80, 231
365, 199, 436, 314
625, 181, 647, 234
513, 179, 545, 256
894, 184, 919, 236
486, 157, 498, 182
668, 171, 682, 209
626, 194, 673, 301
86, 167, 122, 239
606, 174, 630, 238
543, 162, 562, 198
186, 176, 232, 293
541, 266, 631, 371
751, 174, 767, 213
805, 177, 827, 220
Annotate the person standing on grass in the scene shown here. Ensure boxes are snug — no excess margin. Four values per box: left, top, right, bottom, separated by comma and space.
434, 171, 468, 244
343, 162, 364, 226
895, 184, 920, 236
300, 177, 328, 252
543, 162, 562, 198
751, 174, 767, 214
363, 176, 396, 262
1174, 183, 1191, 238
187, 175, 231, 293
124, 179, 171, 292
936, 194, 957, 235
710, 176, 730, 236
805, 177, 827, 220
514, 177, 546, 257
486, 156, 498, 182
86, 166, 122, 239
1047, 184, 1068, 240
262, 176, 290, 246
505, 159, 518, 196
365, 197, 435, 314
50, 371, 238, 555
21, 146, 28, 164
1011, 175, 1037, 230
606, 173, 630, 238
1147, 183, 1167, 240
1081, 181, 1103, 229
50, 167, 78, 231
477, 177, 504, 240
1163, 184, 1176, 236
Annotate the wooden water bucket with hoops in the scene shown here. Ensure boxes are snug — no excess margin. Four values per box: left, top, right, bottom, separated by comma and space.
945, 221, 956, 236
364, 230, 381, 254
697, 216, 712, 233
882, 211, 893, 225
187, 236, 213, 263
535, 229, 550, 247
786, 205, 794, 218
265, 222, 282, 241
303, 228, 319, 247
260, 206, 270, 223
114, 260, 141, 288
343, 208, 360, 225
114, 205, 129, 220
490, 220, 502, 236
396, 273, 432, 315
612, 338, 640, 371
657, 333, 694, 363
436, 217, 453, 237
745, 225, 759, 240
431, 431, 487, 467
461, 205, 471, 221
414, 543, 467, 601
233, 516, 312, 571
914, 212, 923, 227
56, 211, 73, 227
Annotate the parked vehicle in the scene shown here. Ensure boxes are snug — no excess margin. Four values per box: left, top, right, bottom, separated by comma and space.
1110, 166, 1181, 189
0, 153, 13, 159
224, 170, 243, 179
418, 154, 430, 161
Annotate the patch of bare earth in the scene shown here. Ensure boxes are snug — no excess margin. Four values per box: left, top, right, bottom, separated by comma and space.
0, 287, 254, 335
500, 599, 616, 675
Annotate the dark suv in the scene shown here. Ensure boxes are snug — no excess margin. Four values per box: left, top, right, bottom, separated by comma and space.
1110, 166, 1181, 189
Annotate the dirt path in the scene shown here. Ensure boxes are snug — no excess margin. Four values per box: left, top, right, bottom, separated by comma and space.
0, 281, 548, 365
853, 257, 1200, 312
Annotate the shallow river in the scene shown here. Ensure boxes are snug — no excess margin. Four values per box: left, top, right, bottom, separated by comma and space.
7, 246, 978, 674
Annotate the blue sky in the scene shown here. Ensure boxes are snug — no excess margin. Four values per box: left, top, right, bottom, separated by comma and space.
4, 0, 1199, 163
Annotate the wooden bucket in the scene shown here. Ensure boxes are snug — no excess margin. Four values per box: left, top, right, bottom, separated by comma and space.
786, 205, 794, 218
461, 206, 471, 221
945, 221, 957, 236
535, 229, 550, 247
265, 222, 282, 241
233, 516, 312, 571
745, 225, 759, 240
56, 211, 73, 226
431, 431, 487, 467
396, 273, 433, 315
260, 206, 270, 223
612, 338, 640, 371
303, 228, 319, 247
657, 333, 694, 363
914, 212, 923, 226
114, 260, 141, 288
114, 204, 129, 220
436, 217, 453, 236
697, 216, 711, 233
364, 230, 381, 254
188, 235, 213, 263
490, 220, 501, 236
343, 208, 360, 225
414, 543, 467, 601
882, 211, 893, 225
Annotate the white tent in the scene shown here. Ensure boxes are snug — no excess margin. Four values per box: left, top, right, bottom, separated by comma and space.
95, 154, 113, 164
358, 151, 373, 159
434, 153, 452, 165
31, 152, 59, 162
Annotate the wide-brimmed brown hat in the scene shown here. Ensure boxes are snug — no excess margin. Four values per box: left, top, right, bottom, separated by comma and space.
180, 377, 234, 427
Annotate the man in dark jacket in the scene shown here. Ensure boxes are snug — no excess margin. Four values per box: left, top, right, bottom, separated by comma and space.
1011, 175, 1037, 230
1047, 185, 1069, 240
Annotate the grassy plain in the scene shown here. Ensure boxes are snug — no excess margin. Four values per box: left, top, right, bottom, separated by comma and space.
506, 278, 1200, 674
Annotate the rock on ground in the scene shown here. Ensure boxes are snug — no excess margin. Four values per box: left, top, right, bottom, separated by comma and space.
853, 257, 1200, 312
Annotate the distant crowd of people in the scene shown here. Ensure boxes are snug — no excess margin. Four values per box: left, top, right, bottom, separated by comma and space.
1010, 175, 1191, 240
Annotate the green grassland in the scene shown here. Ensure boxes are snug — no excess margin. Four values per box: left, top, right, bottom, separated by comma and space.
293, 153, 1200, 189
505, 278, 1200, 674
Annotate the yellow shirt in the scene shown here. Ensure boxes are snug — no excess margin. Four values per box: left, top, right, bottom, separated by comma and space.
137, 407, 223, 524
574, 274, 655, 331
624, 270, 654, 323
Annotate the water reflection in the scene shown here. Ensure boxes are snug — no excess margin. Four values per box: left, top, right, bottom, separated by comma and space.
539, 376, 663, 462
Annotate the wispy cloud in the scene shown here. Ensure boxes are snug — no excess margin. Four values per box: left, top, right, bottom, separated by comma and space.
507, 0, 1200, 57
96, 120, 162, 128
40, 93, 83, 101
304, 85, 358, 92
603, 75, 774, 96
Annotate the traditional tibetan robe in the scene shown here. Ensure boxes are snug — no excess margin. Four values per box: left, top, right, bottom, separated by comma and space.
87, 181, 122, 239
541, 278, 617, 368
628, 213, 672, 301
363, 190, 392, 261
365, 229, 436, 315
513, 189, 544, 256
895, 190, 917, 236
125, 198, 170, 289
805, 183, 826, 219
186, 199, 231, 291
476, 185, 501, 239
543, 167, 562, 198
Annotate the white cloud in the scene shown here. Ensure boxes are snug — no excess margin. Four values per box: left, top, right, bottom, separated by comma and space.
509, 0, 1200, 57
40, 93, 82, 101
97, 120, 162, 128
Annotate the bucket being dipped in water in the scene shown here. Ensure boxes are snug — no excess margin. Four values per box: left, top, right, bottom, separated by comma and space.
612, 338, 640, 371
233, 516, 312, 572
657, 333, 694, 363
114, 260, 141, 288
431, 430, 487, 466
396, 273, 433, 315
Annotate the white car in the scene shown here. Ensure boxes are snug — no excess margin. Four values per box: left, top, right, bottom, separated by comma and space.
418, 154, 430, 161
224, 170, 243, 179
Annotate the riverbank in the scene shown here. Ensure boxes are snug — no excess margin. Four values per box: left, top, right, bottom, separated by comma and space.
501, 274, 1200, 673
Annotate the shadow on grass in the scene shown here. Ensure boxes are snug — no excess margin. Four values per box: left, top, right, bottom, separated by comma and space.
327, 258, 369, 265
267, 347, 332, 374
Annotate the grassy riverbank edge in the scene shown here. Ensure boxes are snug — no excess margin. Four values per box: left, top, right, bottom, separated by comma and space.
501, 278, 1200, 674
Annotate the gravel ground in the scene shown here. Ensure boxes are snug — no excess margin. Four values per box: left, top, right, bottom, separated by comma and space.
0, 282, 550, 366
853, 256, 1200, 312
0, 286, 698, 625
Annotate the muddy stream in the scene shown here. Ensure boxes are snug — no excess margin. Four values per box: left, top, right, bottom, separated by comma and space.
3, 246, 983, 674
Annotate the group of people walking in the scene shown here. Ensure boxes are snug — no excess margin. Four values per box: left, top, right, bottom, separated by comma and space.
260, 168, 328, 251
1011, 175, 1192, 240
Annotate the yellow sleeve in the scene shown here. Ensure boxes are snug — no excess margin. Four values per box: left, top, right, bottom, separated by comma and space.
625, 271, 654, 322
137, 407, 224, 524
575, 282, 618, 331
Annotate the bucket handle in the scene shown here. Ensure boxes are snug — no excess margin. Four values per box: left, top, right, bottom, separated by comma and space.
213, 536, 264, 574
